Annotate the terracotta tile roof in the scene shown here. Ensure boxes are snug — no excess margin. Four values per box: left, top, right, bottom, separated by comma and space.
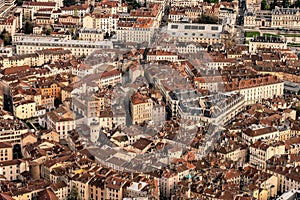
130, 92, 151, 105
23, 1, 56, 7
243, 126, 277, 137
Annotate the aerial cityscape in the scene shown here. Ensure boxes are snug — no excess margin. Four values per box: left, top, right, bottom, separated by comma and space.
0, 0, 298, 199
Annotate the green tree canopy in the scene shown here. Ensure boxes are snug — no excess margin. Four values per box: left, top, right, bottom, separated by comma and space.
283, 0, 289, 7
63, 0, 76, 7
67, 186, 78, 200
195, 15, 218, 24
0, 29, 11, 46
24, 21, 33, 34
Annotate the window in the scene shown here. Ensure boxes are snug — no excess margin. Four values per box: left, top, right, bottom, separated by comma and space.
171, 25, 178, 29
198, 26, 205, 30
211, 26, 219, 30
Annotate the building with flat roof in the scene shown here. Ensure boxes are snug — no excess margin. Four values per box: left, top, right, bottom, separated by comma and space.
167, 23, 225, 44
13, 37, 113, 57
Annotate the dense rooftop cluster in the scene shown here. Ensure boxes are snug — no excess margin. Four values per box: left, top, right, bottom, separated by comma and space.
0, 0, 298, 199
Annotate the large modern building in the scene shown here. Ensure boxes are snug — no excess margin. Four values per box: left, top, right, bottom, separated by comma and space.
166, 23, 225, 44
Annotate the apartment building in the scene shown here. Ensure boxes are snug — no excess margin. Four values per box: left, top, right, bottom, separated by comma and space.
249, 36, 287, 53
130, 3, 163, 27
167, 23, 224, 45
45, 105, 76, 139
168, 7, 202, 22
13, 38, 113, 57
147, 50, 181, 62
242, 125, 279, 145
175, 41, 207, 54
169, 9, 185, 22
225, 75, 284, 105
249, 140, 285, 169
194, 76, 227, 92
61, 4, 89, 17
50, 181, 69, 200
89, 174, 106, 200
170, 0, 203, 7
116, 18, 155, 44
35, 0, 63, 8
217, 141, 247, 162
0, 142, 12, 161
0, 17, 16, 36
178, 92, 245, 125
104, 176, 127, 200
219, 7, 236, 26
34, 13, 54, 26
99, 110, 126, 130
58, 15, 80, 25
39, 81, 61, 99
83, 14, 119, 34
0, 159, 29, 181
78, 28, 104, 41
0, 113, 28, 144
152, 103, 166, 125
13, 100, 37, 119
70, 173, 91, 200
98, 69, 122, 89
96, 1, 127, 14
125, 181, 149, 198
284, 167, 300, 192
130, 92, 153, 125
22, 1, 57, 19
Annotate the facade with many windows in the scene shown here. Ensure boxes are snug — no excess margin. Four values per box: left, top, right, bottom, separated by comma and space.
167, 23, 224, 44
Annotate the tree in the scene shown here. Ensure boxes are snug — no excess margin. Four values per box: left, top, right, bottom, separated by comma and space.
45, 27, 53, 35
63, 0, 76, 7
283, 0, 289, 7
24, 21, 33, 34
261, 0, 266, 9
0, 29, 11, 46
125, 0, 141, 12
80, 54, 86, 60
67, 186, 78, 200
104, 32, 110, 39
16, 0, 23, 6
74, 8, 79, 17
195, 15, 218, 24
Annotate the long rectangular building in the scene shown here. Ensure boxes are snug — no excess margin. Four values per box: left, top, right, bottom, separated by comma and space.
166, 22, 225, 44
13, 38, 113, 57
